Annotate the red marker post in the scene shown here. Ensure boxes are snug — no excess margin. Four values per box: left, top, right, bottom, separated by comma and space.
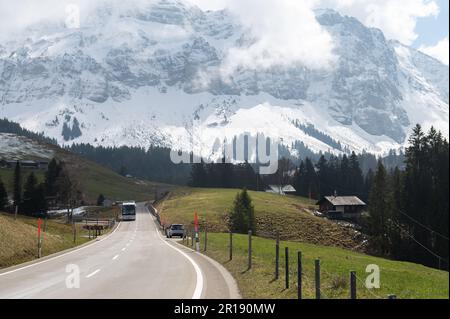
194, 213, 200, 252
37, 218, 42, 258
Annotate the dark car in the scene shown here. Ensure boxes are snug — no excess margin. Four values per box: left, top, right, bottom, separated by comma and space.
166, 224, 185, 238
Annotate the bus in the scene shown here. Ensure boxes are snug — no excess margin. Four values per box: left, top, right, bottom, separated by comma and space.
121, 201, 137, 221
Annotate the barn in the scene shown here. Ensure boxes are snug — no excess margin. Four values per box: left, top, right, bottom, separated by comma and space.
316, 196, 367, 220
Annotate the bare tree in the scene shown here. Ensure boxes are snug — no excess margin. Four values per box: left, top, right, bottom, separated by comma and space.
55, 162, 81, 223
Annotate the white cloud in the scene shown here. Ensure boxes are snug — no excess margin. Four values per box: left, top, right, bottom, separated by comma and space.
188, 0, 442, 74
420, 37, 449, 65
0, 0, 159, 39
191, 0, 441, 46
316, 0, 440, 45
218, 0, 337, 74
0, 0, 443, 70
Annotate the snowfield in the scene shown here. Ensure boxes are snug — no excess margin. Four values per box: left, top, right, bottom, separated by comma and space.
0, 133, 55, 160
0, 2, 448, 158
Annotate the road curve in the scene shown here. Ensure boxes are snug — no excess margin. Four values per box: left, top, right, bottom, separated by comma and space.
0, 203, 240, 299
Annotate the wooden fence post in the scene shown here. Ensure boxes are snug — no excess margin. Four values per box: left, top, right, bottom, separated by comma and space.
285, 247, 289, 289
275, 233, 280, 280
298, 251, 302, 299
248, 230, 252, 270
73, 221, 76, 244
229, 231, 233, 261
350, 271, 357, 299
204, 223, 207, 252
37, 218, 42, 258
315, 259, 321, 299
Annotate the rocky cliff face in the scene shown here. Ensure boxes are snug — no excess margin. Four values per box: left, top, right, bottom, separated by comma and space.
0, 1, 448, 155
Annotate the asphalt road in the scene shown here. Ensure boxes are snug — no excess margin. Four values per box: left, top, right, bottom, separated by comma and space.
0, 203, 240, 299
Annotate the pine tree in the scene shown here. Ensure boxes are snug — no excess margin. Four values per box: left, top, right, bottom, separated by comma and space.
403, 124, 432, 264
316, 155, 332, 198
22, 172, 38, 216
229, 188, 255, 234
363, 169, 375, 202
97, 194, 105, 206
56, 162, 80, 221
62, 122, 72, 141
45, 158, 61, 197
242, 161, 258, 190
12, 161, 21, 211
340, 155, 351, 195
221, 161, 235, 189
305, 158, 319, 199
119, 165, 127, 176
294, 161, 307, 197
367, 160, 390, 256
189, 162, 207, 187
0, 178, 8, 210
349, 152, 364, 196
387, 167, 405, 259
71, 118, 82, 139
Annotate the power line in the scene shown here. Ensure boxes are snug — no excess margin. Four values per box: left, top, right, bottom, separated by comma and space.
398, 210, 449, 241
392, 220, 448, 265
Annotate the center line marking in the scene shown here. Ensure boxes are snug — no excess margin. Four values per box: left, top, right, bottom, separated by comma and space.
113, 255, 119, 260
122, 247, 127, 251
86, 269, 101, 278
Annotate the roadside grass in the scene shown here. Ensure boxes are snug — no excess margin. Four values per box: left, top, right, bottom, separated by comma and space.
188, 233, 449, 299
0, 212, 93, 269
84, 206, 120, 220
158, 188, 364, 251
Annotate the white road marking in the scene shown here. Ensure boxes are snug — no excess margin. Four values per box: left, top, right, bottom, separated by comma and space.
112, 255, 119, 260
122, 247, 127, 251
147, 207, 204, 299
0, 222, 122, 277
86, 269, 101, 278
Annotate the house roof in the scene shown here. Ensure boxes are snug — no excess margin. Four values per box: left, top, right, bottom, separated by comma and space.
316, 196, 366, 206
267, 185, 296, 193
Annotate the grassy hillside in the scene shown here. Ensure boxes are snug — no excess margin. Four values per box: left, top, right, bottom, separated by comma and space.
0, 133, 171, 203
157, 188, 365, 251
0, 167, 45, 191
187, 233, 449, 299
53, 145, 167, 202
0, 212, 92, 269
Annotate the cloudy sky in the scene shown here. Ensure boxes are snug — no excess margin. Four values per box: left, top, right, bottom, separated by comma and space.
0, 0, 448, 65
191, 0, 449, 65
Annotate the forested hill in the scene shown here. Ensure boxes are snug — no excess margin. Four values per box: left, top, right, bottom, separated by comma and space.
67, 144, 192, 186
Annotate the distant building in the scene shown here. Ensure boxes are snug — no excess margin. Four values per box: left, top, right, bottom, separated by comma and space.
37, 161, 49, 170
316, 196, 367, 220
102, 199, 113, 207
266, 185, 297, 196
3, 160, 49, 170
20, 160, 40, 169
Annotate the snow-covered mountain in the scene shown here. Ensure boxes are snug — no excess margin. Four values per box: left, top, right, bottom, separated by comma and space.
0, 0, 448, 157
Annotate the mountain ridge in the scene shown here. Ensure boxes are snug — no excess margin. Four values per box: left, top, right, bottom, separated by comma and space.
0, 1, 448, 157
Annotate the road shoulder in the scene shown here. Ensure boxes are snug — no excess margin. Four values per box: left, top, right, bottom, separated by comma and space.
0, 221, 121, 276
